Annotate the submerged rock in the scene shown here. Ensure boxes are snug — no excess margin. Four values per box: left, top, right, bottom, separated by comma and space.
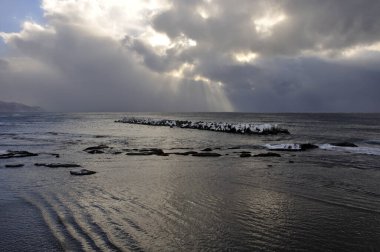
192, 152, 222, 157
228, 146, 241, 150
4, 164, 24, 168
0, 151, 38, 159
126, 152, 153, 156
240, 153, 251, 158
201, 148, 213, 152
254, 152, 282, 157
70, 169, 96, 176
34, 163, 81, 168
116, 117, 290, 135
170, 151, 198, 156
330, 142, 358, 147
87, 149, 105, 154
127, 148, 169, 156
83, 145, 110, 153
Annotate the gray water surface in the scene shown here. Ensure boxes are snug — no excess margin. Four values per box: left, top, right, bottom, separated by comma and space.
1, 113, 380, 251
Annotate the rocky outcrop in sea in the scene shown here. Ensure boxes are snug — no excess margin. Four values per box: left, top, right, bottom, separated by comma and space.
116, 117, 290, 135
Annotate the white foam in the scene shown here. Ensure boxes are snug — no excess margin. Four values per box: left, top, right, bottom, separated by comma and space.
319, 144, 380, 156
265, 143, 302, 150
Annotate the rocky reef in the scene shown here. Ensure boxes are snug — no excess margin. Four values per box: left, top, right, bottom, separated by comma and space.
116, 117, 290, 135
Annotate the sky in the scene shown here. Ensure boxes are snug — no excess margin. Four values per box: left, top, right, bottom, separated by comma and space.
0, 0, 380, 112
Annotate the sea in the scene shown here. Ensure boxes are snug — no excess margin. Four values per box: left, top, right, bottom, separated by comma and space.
0, 112, 380, 251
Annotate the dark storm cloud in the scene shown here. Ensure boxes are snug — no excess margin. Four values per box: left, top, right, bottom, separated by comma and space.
1, 0, 380, 112
223, 55, 380, 112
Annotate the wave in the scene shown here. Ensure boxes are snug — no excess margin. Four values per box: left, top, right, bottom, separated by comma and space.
116, 117, 290, 135
264, 142, 380, 156
265, 143, 317, 151
318, 144, 380, 156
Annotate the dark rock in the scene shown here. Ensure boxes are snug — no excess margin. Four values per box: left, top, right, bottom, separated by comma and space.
87, 150, 105, 154
289, 160, 294, 163
111, 151, 123, 155
34, 163, 81, 168
70, 169, 96, 176
254, 152, 282, 157
202, 148, 213, 152
330, 142, 358, 147
170, 151, 199, 156
240, 153, 251, 158
300, 143, 319, 150
192, 152, 222, 157
0, 151, 38, 159
117, 118, 290, 135
94, 135, 107, 138
83, 145, 110, 152
5, 164, 24, 168
126, 152, 153, 156
169, 147, 193, 150
267, 165, 273, 167
139, 148, 168, 156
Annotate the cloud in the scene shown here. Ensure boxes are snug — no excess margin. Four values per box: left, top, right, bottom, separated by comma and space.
0, 0, 379, 112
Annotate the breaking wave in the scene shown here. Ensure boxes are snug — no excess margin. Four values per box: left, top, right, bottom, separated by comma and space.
318, 144, 380, 156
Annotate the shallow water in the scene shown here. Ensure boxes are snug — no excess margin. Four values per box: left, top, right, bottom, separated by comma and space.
1, 113, 380, 251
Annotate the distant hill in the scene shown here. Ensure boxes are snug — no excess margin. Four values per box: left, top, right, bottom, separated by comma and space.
0, 100, 43, 112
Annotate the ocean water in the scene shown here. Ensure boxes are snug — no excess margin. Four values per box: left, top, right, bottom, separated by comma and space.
0, 112, 380, 251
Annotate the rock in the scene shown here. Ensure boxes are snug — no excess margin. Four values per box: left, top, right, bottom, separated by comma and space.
127, 148, 169, 156
330, 142, 358, 147
240, 153, 251, 158
5, 164, 24, 168
94, 135, 107, 138
83, 145, 110, 152
289, 160, 294, 163
300, 143, 319, 150
34, 163, 81, 168
111, 151, 123, 155
254, 152, 281, 157
87, 150, 105, 154
192, 152, 222, 157
126, 152, 153, 156
140, 148, 168, 156
201, 148, 213, 152
170, 151, 198, 156
228, 146, 241, 150
117, 117, 290, 135
267, 165, 273, 167
0, 151, 38, 159
70, 169, 96, 176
